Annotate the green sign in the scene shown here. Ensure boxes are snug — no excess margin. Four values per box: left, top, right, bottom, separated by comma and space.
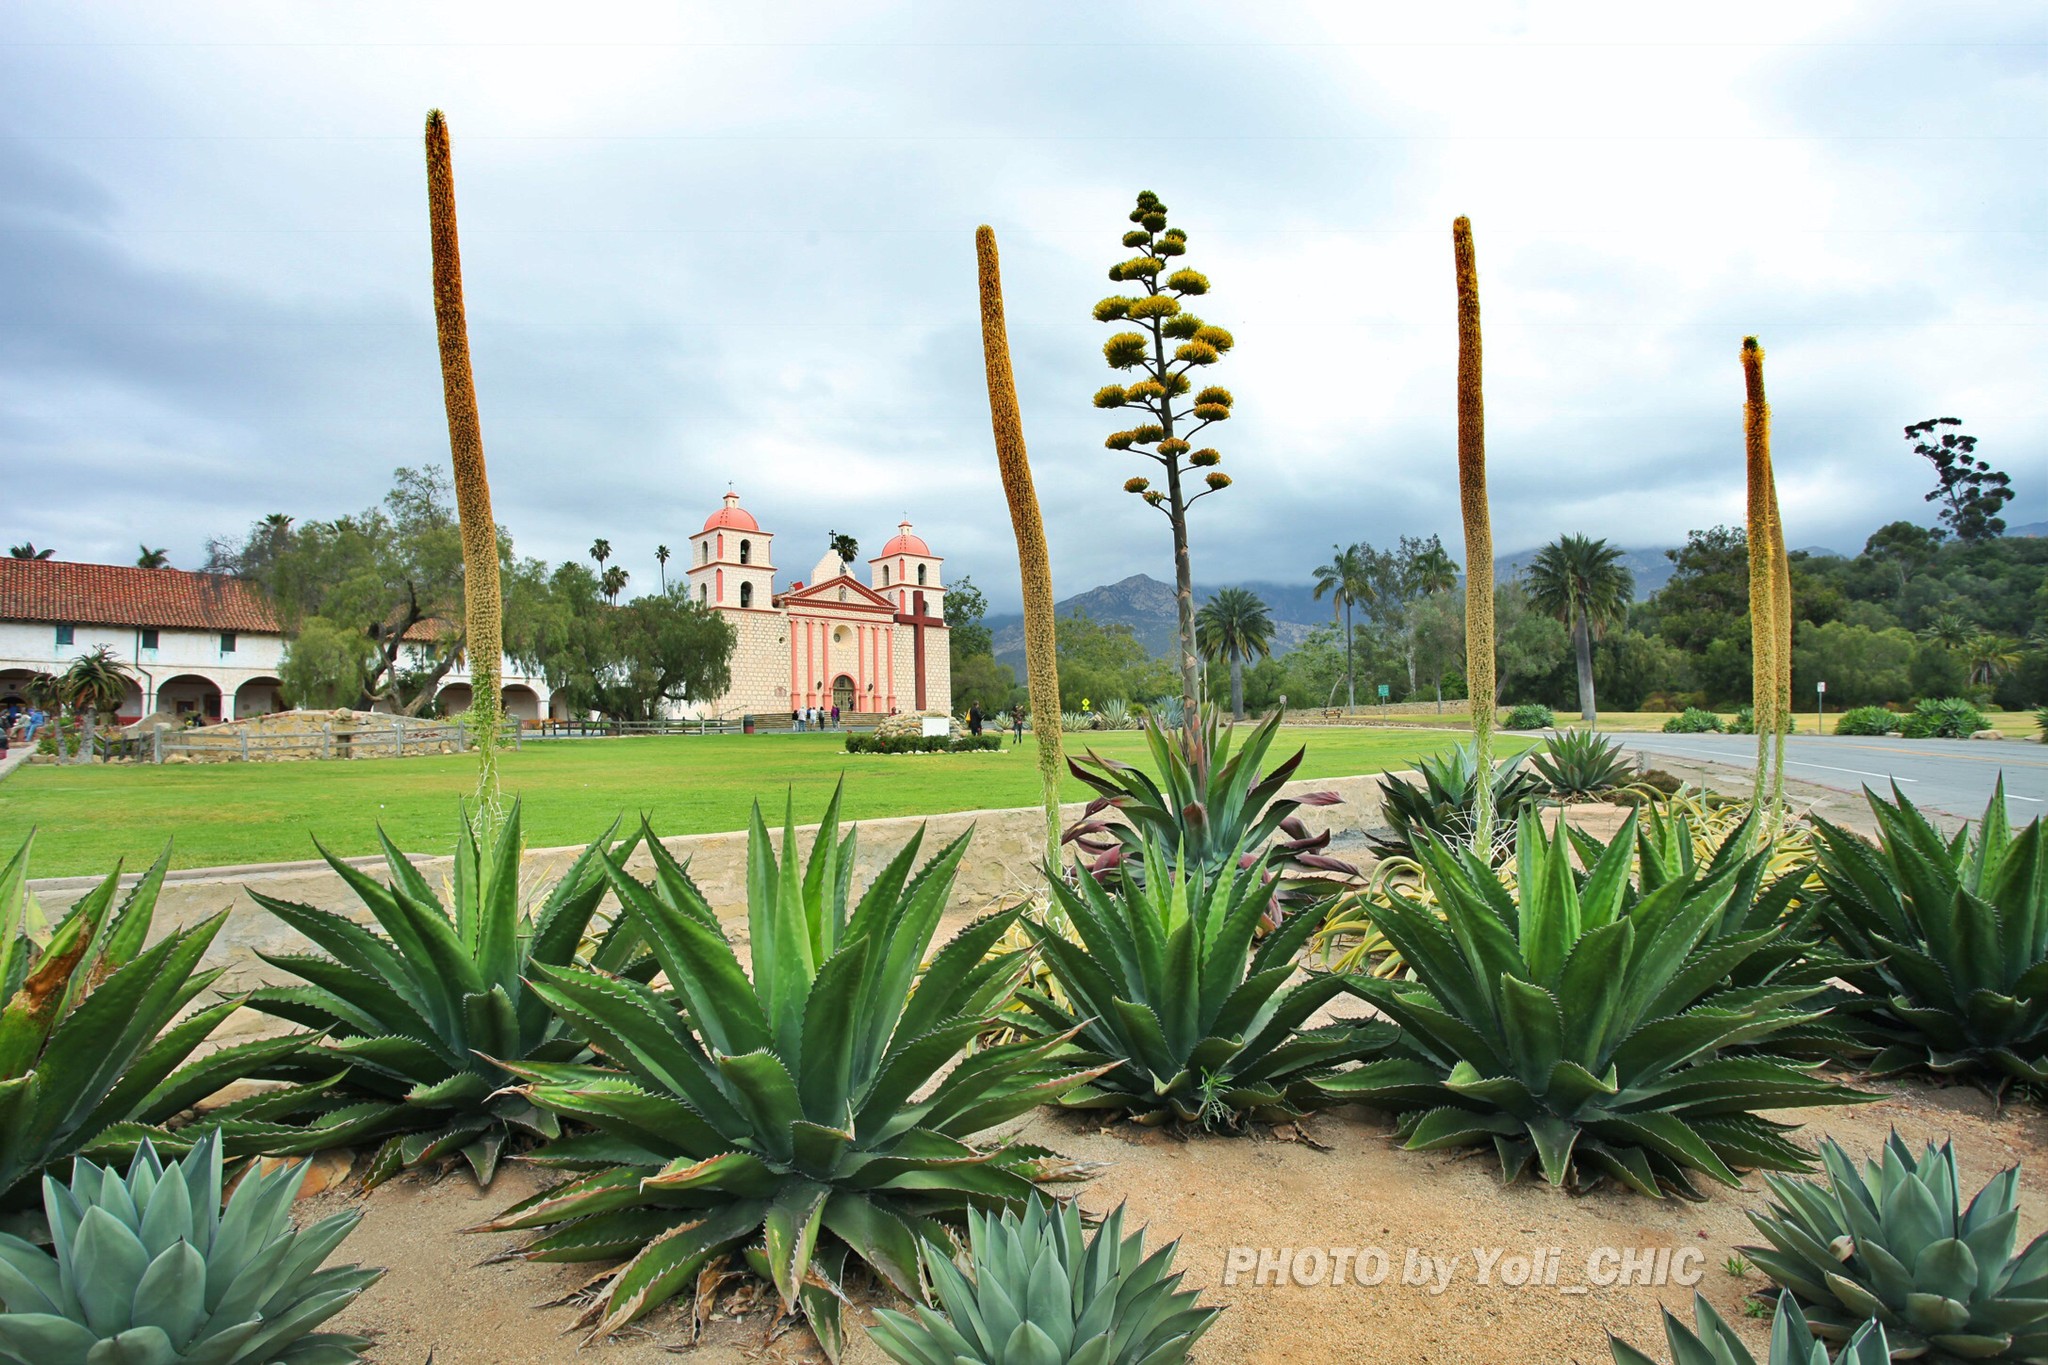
1377, 684, 1390, 699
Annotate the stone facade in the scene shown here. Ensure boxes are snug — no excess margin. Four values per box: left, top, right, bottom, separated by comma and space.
681, 493, 951, 721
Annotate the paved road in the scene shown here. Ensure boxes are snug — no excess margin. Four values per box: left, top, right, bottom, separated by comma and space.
1610, 733, 2047, 821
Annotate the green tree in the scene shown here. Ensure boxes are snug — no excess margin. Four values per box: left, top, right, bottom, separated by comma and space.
1195, 587, 1276, 718
135, 545, 169, 569
58, 646, 130, 764
655, 543, 670, 591
7, 544, 51, 560
1054, 608, 1168, 711
951, 653, 1019, 718
1410, 539, 1460, 596
1792, 620, 1917, 708
1311, 542, 1374, 710
588, 538, 611, 575
1863, 520, 1945, 595
1092, 189, 1236, 731
945, 574, 994, 664
826, 531, 859, 567
1909, 417, 2013, 543
1493, 582, 1571, 705
1523, 533, 1634, 722
542, 580, 737, 721
600, 564, 629, 605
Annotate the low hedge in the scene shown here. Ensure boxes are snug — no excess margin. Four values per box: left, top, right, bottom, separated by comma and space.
1502, 703, 1554, 730
1833, 705, 1903, 737
845, 733, 1003, 755
1661, 707, 1724, 734
1900, 696, 1986, 740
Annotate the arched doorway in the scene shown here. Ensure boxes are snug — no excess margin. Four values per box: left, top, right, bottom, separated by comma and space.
437, 682, 474, 715
0, 669, 53, 709
501, 685, 541, 723
158, 674, 223, 723
232, 677, 285, 719
832, 675, 855, 714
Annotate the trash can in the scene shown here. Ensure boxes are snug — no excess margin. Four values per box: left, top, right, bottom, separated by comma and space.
742, 715, 756, 735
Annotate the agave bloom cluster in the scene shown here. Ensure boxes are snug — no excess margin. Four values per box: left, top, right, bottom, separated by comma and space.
478, 791, 1099, 1354
1744, 1132, 2048, 1359
0, 1132, 380, 1365
1812, 781, 2048, 1092
870, 1197, 1219, 1365
1322, 810, 1869, 1197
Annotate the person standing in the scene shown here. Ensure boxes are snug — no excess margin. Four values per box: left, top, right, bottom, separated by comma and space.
830, 703, 841, 729
792, 707, 803, 732
1012, 708, 1025, 747
968, 702, 983, 737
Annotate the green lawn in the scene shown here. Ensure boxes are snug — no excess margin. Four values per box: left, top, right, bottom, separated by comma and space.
0, 727, 1517, 878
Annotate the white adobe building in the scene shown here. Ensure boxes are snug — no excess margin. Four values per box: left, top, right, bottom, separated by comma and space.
0, 558, 554, 723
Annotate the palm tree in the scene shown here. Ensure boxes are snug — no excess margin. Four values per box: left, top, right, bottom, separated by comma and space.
1524, 533, 1634, 723
136, 545, 170, 569
1919, 610, 1972, 650
1965, 632, 2023, 687
8, 544, 52, 560
589, 538, 612, 576
827, 531, 859, 568
655, 543, 670, 592
1411, 541, 1459, 596
1196, 588, 1276, 719
601, 565, 629, 605
1311, 543, 1374, 710
58, 646, 130, 765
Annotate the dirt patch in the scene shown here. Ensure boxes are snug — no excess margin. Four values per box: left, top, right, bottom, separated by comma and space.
311, 1077, 2048, 1364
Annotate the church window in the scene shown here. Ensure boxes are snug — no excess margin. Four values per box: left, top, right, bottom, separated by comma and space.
700, 542, 709, 565
699, 583, 708, 603
740, 582, 754, 607
882, 565, 890, 586
916, 564, 927, 585
740, 539, 751, 565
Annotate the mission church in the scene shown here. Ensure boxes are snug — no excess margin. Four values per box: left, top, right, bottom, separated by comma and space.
683, 491, 951, 721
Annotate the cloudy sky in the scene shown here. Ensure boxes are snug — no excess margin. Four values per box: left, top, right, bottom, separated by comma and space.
2, 2, 2042, 611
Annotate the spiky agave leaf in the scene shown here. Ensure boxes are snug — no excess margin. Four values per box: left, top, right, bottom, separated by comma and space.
475, 786, 1101, 1356
0, 1130, 381, 1364
1810, 780, 2048, 1092
1743, 1131, 2048, 1360
1063, 705, 1358, 917
869, 1196, 1220, 1365
0, 843, 317, 1215
1611, 1291, 1890, 1365
243, 803, 645, 1186
1321, 809, 1871, 1197
1365, 741, 1546, 864
1015, 835, 1387, 1130
1529, 728, 1638, 800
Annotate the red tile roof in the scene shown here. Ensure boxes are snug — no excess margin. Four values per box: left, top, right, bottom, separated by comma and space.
0, 559, 282, 633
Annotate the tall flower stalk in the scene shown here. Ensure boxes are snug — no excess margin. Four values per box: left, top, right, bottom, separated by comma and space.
1742, 336, 1782, 826
1453, 217, 1497, 853
425, 109, 504, 824
976, 225, 1064, 866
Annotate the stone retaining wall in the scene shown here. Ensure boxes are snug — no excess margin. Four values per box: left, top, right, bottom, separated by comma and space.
28, 773, 1395, 1037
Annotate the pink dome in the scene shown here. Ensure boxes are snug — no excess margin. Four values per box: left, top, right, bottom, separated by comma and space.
702, 492, 759, 533
880, 519, 931, 557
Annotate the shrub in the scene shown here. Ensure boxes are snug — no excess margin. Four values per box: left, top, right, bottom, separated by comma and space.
245, 805, 642, 1187
1900, 695, 1986, 739
2036, 704, 2047, 741
1321, 810, 1870, 1197
1744, 1132, 2048, 1360
0, 839, 315, 1214
1064, 706, 1356, 916
1502, 702, 1554, 730
1366, 742, 1546, 862
1611, 1292, 1888, 1365
1529, 729, 1633, 798
479, 791, 1094, 1350
1812, 780, 2048, 1092
1728, 703, 1793, 735
1661, 707, 1724, 734
845, 733, 1002, 754
1017, 838, 1384, 1130
1832, 705, 1902, 737
0, 1131, 381, 1365
870, 1197, 1220, 1365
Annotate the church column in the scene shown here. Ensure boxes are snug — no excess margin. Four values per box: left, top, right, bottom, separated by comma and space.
886, 630, 896, 712
855, 623, 866, 711
789, 623, 800, 715
803, 619, 814, 707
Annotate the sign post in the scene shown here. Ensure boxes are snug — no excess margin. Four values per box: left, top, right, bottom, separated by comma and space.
1377, 682, 1390, 718
1816, 680, 1827, 736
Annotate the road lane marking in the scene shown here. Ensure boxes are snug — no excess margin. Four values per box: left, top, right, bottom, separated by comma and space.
1619, 740, 1917, 784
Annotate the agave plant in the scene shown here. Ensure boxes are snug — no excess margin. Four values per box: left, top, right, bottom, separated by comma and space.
245, 804, 645, 1186
1612, 1292, 1890, 1365
1365, 740, 1547, 862
1, 839, 313, 1215
1744, 1132, 2048, 1360
1530, 728, 1637, 799
1809, 780, 2048, 1092
1064, 706, 1356, 916
870, 1196, 1219, 1365
475, 789, 1099, 1356
1014, 837, 1385, 1129
0, 1131, 381, 1364
1320, 810, 1870, 1197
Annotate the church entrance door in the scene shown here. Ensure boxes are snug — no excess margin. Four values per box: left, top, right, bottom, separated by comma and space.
832, 675, 855, 714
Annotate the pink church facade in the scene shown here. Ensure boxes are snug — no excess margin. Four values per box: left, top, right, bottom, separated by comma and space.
683, 492, 951, 720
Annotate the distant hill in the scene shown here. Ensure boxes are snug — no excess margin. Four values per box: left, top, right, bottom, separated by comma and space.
2011, 521, 2047, 538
